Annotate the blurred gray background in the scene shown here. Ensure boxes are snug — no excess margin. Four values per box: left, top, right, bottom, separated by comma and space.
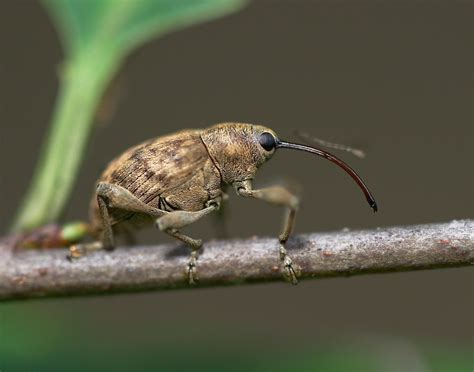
0, 0, 472, 369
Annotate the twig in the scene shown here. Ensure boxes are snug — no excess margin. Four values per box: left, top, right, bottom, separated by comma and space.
0, 220, 472, 301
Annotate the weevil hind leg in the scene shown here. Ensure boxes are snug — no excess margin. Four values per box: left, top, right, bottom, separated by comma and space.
155, 202, 219, 285
235, 180, 301, 284
68, 182, 165, 260
68, 195, 113, 260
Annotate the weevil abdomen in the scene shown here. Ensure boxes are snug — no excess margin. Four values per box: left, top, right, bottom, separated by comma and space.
89, 129, 222, 234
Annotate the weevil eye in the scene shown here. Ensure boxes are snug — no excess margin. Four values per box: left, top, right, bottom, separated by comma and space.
259, 132, 277, 151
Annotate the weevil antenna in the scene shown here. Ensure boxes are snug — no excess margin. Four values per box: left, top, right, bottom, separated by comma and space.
276, 140, 377, 212
294, 130, 366, 159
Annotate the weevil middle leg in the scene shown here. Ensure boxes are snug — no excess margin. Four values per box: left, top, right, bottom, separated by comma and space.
235, 180, 301, 284
155, 201, 220, 285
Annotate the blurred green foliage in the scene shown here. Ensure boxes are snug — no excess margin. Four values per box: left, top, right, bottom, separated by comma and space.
44, 0, 246, 57
1, 331, 471, 371
0, 303, 471, 372
12, 0, 246, 232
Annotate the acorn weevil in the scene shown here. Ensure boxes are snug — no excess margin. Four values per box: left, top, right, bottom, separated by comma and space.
69, 122, 377, 285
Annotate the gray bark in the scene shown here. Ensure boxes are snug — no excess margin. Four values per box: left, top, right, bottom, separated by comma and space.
0, 220, 472, 301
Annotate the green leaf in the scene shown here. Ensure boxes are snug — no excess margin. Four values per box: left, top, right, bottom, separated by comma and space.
44, 0, 246, 58
12, 0, 246, 232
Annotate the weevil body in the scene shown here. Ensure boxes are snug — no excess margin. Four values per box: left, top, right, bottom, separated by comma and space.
70, 123, 377, 284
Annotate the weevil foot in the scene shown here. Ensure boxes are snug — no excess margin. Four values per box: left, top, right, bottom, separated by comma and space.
282, 255, 300, 285
279, 245, 301, 285
186, 255, 199, 285
187, 265, 198, 285
67, 245, 85, 260
67, 241, 103, 261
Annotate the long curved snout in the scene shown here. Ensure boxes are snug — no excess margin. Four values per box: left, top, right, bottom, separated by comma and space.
276, 140, 378, 212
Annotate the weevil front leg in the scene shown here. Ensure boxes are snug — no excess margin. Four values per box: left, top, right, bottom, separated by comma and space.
68, 182, 165, 259
235, 180, 301, 284
156, 201, 219, 285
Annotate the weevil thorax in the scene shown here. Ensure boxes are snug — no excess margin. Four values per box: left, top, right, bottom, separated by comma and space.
201, 123, 278, 184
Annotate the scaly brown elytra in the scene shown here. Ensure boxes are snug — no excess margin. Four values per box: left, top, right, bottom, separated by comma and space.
69, 123, 377, 285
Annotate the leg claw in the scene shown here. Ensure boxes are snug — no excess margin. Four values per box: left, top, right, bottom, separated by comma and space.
67, 245, 84, 261
186, 256, 199, 285
282, 255, 300, 285
67, 241, 103, 261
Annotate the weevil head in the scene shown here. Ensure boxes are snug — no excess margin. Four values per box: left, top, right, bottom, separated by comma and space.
201, 122, 378, 212
201, 123, 278, 184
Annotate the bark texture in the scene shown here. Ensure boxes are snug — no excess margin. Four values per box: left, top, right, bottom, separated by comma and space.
0, 220, 472, 301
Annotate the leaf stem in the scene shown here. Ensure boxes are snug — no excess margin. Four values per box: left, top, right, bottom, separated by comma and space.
11, 51, 120, 232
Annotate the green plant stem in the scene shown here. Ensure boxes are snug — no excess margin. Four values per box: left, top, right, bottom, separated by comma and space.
12, 51, 120, 232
